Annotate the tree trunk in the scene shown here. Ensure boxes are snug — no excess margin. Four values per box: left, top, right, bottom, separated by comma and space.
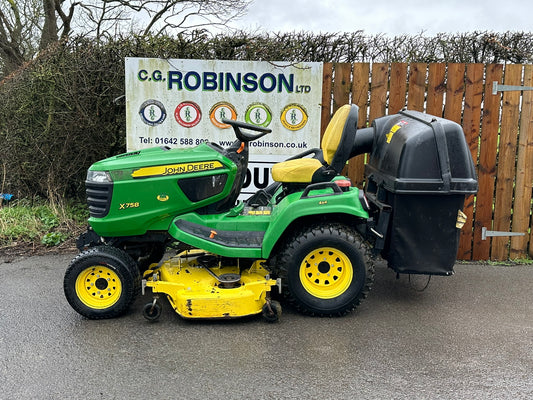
40, 0, 58, 50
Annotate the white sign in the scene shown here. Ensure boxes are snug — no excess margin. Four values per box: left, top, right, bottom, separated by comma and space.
125, 58, 324, 195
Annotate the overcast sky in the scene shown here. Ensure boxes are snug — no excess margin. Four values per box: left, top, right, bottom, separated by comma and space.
232, 0, 532, 35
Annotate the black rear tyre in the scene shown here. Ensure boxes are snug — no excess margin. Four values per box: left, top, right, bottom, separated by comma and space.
64, 246, 141, 319
274, 223, 374, 317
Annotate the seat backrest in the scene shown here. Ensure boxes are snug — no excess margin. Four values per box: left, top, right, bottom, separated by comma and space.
321, 104, 359, 172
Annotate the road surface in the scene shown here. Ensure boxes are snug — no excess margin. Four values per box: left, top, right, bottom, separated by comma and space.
1, 253, 532, 399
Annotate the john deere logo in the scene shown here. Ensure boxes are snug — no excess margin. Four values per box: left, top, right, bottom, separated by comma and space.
209, 102, 237, 129
281, 104, 308, 131
132, 161, 223, 178
245, 103, 272, 128
157, 194, 169, 202
175, 101, 202, 128
139, 99, 166, 126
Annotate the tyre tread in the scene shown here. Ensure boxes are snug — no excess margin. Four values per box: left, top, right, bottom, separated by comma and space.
64, 246, 141, 319
275, 223, 374, 317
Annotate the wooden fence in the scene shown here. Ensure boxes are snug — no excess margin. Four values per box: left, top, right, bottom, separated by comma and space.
319, 62, 533, 261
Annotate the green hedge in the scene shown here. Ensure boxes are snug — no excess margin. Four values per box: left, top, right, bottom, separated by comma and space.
0, 31, 531, 201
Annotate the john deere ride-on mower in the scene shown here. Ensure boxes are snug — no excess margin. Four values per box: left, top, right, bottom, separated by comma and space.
64, 104, 478, 322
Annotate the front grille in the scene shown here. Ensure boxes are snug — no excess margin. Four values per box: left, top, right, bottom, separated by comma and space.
86, 181, 113, 218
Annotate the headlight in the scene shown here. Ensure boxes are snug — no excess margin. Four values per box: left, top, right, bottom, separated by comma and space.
87, 170, 112, 183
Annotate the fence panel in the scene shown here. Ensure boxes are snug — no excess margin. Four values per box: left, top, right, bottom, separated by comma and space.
320, 62, 333, 139
444, 63, 465, 123
321, 62, 532, 260
333, 63, 351, 112
368, 63, 388, 124
458, 63, 484, 260
426, 63, 446, 116
511, 65, 533, 259
492, 64, 522, 260
407, 63, 426, 111
471, 64, 503, 260
389, 63, 407, 114
348, 63, 370, 187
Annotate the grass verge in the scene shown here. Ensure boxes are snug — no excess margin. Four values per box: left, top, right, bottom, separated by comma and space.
0, 198, 88, 257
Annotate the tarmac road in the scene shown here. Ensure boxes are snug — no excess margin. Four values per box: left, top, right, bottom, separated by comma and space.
0, 252, 532, 399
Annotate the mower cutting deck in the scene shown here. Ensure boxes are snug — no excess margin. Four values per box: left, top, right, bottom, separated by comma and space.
142, 250, 280, 321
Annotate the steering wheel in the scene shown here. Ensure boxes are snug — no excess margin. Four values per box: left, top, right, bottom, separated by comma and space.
222, 118, 271, 143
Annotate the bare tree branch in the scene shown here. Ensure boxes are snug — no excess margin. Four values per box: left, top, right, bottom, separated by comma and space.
55, 0, 80, 40
0, 0, 251, 76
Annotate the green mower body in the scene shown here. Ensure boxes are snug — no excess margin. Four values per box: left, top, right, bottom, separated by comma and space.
65, 105, 478, 322
85, 140, 369, 259
86, 143, 241, 237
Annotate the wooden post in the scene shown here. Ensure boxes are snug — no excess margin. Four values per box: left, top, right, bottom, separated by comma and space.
510, 64, 533, 259
492, 64, 522, 260
349, 63, 370, 187
473, 64, 503, 261
407, 62, 426, 112
426, 63, 446, 117
368, 63, 388, 124
458, 63, 484, 260
320, 63, 333, 139
443, 63, 465, 123
389, 63, 407, 114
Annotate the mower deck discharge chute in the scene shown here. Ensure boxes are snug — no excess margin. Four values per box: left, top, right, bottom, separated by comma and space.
64, 104, 478, 322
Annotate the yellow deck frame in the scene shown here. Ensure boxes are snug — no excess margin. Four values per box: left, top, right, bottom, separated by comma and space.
144, 251, 277, 319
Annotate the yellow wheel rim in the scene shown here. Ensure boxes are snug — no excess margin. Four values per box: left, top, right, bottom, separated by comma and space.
299, 247, 353, 299
75, 265, 122, 309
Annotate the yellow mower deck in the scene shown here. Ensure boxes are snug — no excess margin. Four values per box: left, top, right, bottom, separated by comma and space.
143, 251, 278, 320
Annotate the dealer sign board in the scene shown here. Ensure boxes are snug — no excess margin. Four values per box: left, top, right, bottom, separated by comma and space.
125, 58, 323, 195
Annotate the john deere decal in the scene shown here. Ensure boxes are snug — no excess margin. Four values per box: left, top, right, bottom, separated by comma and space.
139, 99, 166, 126
245, 103, 272, 128
281, 104, 308, 131
209, 102, 237, 129
132, 161, 223, 178
175, 101, 202, 128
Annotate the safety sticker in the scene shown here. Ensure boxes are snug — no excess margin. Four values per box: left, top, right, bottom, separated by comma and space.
386, 120, 408, 143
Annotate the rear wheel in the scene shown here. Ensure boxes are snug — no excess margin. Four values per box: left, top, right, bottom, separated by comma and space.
275, 223, 374, 316
64, 246, 141, 319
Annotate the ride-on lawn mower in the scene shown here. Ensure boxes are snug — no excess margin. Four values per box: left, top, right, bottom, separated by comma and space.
63, 104, 478, 322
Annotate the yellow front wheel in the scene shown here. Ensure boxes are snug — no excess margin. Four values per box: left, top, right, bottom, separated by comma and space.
64, 246, 140, 319
75, 265, 123, 309
275, 223, 374, 316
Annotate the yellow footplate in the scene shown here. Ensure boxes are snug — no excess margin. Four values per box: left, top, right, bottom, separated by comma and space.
143, 251, 278, 320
